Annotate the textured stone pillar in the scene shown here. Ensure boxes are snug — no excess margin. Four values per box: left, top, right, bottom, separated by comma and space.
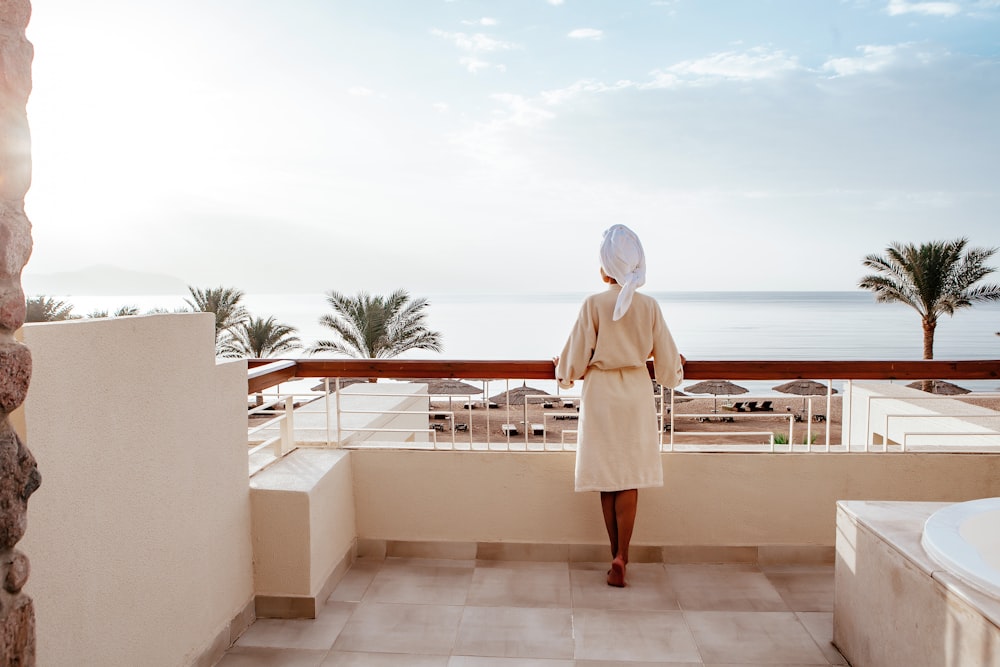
0, 1, 40, 664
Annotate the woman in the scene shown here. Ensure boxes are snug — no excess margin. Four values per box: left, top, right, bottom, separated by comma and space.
554, 224, 684, 587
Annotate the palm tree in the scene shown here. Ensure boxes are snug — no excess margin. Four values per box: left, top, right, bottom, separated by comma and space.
25, 296, 79, 322
86, 305, 140, 319
309, 289, 443, 358
859, 238, 1000, 363
219, 316, 301, 359
184, 286, 248, 348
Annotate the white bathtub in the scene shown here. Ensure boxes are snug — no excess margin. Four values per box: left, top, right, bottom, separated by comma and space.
922, 497, 1000, 599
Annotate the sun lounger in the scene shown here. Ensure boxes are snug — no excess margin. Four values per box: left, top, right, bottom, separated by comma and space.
430, 422, 445, 432
455, 423, 469, 431
744, 401, 758, 412
813, 414, 826, 423
758, 400, 773, 412
531, 423, 545, 435
501, 424, 519, 436
729, 402, 746, 412
542, 401, 554, 409
562, 400, 575, 408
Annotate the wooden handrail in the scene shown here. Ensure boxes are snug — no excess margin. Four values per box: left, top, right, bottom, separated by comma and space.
246, 358, 1000, 395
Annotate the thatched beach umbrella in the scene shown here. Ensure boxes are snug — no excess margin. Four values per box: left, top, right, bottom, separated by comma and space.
409, 379, 483, 396
489, 384, 553, 432
684, 380, 748, 414
906, 380, 971, 395
310, 377, 368, 392
773, 380, 838, 412
410, 379, 484, 413
489, 384, 551, 406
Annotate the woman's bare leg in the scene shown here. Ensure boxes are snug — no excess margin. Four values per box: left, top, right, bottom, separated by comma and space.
615, 489, 638, 565
600, 492, 618, 559
605, 489, 638, 587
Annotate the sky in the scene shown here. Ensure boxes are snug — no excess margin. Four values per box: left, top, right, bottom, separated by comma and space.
21, 0, 1000, 295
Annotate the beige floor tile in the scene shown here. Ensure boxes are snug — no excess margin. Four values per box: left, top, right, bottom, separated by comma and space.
575, 661, 701, 666
223, 554, 846, 665
327, 558, 383, 603
685, 611, 829, 664
796, 612, 848, 665
570, 563, 679, 611
333, 602, 464, 654
323, 650, 450, 666
451, 657, 575, 666
573, 609, 702, 663
454, 606, 575, 659
467, 564, 572, 608
366, 560, 474, 605
765, 570, 835, 612
667, 564, 789, 611
384, 556, 478, 568
234, 602, 355, 651
216, 647, 329, 667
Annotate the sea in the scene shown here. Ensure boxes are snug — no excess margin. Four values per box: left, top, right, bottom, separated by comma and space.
54, 291, 1000, 395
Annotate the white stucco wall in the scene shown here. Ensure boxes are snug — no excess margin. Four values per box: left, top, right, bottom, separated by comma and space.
250, 448, 356, 600
18, 314, 254, 667
351, 450, 1000, 548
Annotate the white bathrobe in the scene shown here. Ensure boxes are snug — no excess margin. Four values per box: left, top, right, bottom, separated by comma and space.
556, 285, 684, 492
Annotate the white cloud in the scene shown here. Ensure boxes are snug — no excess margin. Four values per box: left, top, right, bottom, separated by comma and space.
547, 0, 565, 5
431, 29, 518, 53
886, 0, 962, 16
460, 56, 490, 73
432, 28, 518, 73
568, 28, 604, 40
432, 102, 450, 113
821, 44, 908, 77
539, 78, 635, 106
462, 17, 498, 26
347, 86, 374, 96
646, 46, 801, 87
491, 93, 557, 127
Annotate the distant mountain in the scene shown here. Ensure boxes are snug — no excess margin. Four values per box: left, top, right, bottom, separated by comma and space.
22, 264, 189, 296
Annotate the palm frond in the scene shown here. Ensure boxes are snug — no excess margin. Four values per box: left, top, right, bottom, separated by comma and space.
314, 288, 443, 358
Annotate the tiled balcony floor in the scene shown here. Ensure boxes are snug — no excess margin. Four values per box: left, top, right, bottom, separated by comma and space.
219, 558, 847, 666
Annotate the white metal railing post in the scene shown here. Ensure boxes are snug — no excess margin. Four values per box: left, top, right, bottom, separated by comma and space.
324, 377, 332, 446
669, 388, 675, 449
826, 381, 832, 451
335, 377, 342, 447
280, 396, 294, 455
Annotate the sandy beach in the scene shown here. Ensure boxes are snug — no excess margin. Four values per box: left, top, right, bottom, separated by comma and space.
426, 395, 848, 447
421, 391, 1000, 447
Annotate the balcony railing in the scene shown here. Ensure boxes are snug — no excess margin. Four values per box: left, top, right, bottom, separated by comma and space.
246, 358, 1000, 470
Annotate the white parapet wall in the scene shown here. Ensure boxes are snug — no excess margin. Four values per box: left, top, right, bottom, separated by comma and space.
250, 448, 357, 619
351, 449, 1000, 556
843, 381, 1000, 450
17, 314, 254, 667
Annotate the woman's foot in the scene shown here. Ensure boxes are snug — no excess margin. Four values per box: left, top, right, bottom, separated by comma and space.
607, 556, 626, 587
